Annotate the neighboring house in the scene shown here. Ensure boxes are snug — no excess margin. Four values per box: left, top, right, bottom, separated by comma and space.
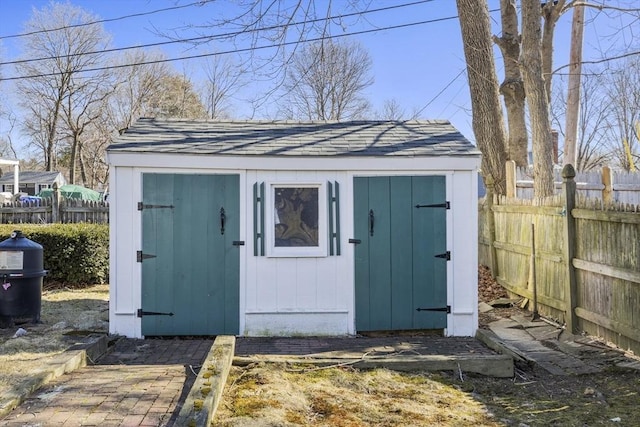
107, 118, 482, 339
0, 171, 67, 196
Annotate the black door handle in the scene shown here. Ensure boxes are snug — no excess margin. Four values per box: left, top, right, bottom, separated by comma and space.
369, 209, 374, 236
220, 207, 226, 235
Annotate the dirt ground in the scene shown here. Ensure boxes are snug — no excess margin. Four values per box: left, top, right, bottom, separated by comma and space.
215, 267, 640, 426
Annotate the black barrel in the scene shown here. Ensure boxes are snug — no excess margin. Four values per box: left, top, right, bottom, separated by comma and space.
0, 230, 47, 325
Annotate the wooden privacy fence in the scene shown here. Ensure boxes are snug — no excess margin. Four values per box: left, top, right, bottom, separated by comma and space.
0, 197, 109, 224
505, 160, 640, 204
479, 165, 640, 355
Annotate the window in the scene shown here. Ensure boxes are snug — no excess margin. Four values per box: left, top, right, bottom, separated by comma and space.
268, 183, 326, 257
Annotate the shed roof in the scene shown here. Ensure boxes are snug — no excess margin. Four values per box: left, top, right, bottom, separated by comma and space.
108, 118, 480, 157
0, 171, 63, 184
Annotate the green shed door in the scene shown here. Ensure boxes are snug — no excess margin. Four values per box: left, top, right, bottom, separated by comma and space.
140, 173, 240, 336
354, 176, 448, 332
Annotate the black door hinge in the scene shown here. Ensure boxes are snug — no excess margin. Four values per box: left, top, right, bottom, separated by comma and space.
137, 309, 174, 318
138, 202, 174, 211
233, 241, 245, 246
434, 251, 451, 261
348, 238, 361, 244
136, 251, 157, 262
416, 201, 450, 209
416, 305, 451, 313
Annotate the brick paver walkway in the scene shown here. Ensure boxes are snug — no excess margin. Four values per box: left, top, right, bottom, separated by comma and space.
0, 339, 213, 427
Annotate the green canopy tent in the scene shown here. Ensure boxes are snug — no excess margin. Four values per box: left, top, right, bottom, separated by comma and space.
38, 184, 102, 201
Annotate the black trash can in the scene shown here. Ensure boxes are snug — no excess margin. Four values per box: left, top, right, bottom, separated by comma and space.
0, 230, 47, 325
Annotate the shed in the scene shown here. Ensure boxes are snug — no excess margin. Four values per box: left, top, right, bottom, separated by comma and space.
0, 171, 66, 195
107, 118, 481, 338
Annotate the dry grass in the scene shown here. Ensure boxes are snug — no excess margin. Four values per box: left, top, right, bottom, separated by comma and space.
215, 363, 500, 426
215, 361, 640, 427
0, 285, 108, 397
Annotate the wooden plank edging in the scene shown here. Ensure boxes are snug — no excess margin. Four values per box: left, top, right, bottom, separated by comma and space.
175, 335, 235, 427
233, 354, 514, 378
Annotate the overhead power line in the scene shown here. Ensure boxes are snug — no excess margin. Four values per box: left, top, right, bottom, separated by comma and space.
0, 0, 436, 67
0, 0, 216, 40
411, 68, 467, 120
0, 14, 466, 83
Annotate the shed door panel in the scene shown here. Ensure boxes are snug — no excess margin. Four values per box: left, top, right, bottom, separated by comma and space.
141, 173, 239, 336
354, 176, 447, 332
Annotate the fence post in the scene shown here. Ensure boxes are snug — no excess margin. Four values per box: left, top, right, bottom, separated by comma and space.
601, 165, 613, 204
505, 160, 517, 198
52, 182, 60, 223
485, 175, 499, 277
562, 164, 578, 333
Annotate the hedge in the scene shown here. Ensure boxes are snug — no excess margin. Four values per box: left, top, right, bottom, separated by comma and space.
0, 224, 109, 286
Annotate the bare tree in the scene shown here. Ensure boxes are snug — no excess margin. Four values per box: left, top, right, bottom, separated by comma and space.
0, 113, 19, 159
281, 39, 372, 121
456, 0, 508, 195
61, 73, 113, 185
148, 72, 208, 119
551, 74, 611, 171
79, 116, 112, 189
378, 99, 406, 121
15, 2, 110, 172
200, 54, 245, 119
604, 57, 640, 171
107, 50, 172, 132
493, 0, 528, 168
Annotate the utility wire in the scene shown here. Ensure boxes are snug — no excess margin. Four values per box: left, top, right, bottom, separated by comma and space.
0, 14, 472, 82
411, 68, 467, 120
0, 0, 216, 40
0, 0, 435, 67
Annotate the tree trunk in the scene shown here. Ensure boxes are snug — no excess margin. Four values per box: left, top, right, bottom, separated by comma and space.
456, 0, 508, 195
522, 0, 555, 197
494, 0, 528, 168
46, 90, 64, 171
69, 131, 78, 184
78, 142, 88, 187
564, 4, 585, 168
541, 1, 565, 105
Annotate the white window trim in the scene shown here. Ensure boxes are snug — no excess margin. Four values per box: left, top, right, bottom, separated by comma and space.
266, 181, 327, 258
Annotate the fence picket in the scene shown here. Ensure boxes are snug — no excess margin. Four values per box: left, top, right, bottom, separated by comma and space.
511, 166, 640, 203
0, 197, 109, 224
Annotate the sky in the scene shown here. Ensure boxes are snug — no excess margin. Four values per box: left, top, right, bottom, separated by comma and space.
0, 0, 637, 159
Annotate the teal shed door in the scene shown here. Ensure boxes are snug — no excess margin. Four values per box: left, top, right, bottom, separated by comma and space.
140, 173, 240, 336
354, 176, 448, 332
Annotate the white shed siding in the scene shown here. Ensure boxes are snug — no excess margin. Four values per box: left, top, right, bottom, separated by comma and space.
107, 120, 481, 338
243, 169, 352, 336
108, 154, 480, 337
109, 166, 141, 337
447, 170, 479, 336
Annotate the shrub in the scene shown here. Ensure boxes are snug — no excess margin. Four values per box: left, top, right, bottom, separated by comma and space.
0, 224, 109, 286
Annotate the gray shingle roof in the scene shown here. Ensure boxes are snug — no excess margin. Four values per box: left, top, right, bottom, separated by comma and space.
0, 171, 63, 185
108, 118, 480, 157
